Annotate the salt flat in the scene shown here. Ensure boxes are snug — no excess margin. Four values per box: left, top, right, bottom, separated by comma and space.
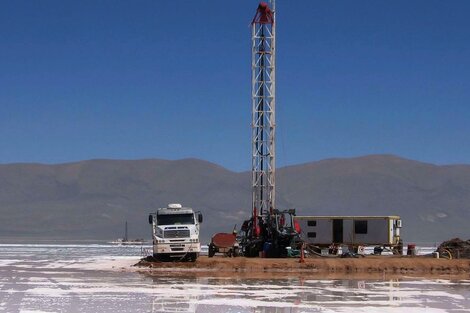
0, 243, 469, 312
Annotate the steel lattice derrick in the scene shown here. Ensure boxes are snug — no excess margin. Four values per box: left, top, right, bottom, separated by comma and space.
251, 2, 276, 225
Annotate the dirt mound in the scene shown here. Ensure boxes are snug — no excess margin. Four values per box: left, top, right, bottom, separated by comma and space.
134, 255, 470, 279
437, 238, 470, 259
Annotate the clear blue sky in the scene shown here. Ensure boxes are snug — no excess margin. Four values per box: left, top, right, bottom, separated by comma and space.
1, 0, 469, 172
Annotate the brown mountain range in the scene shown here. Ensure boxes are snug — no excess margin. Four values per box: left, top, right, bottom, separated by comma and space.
1, 155, 469, 243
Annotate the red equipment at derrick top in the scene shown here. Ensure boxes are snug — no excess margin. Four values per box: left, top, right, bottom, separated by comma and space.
252, 2, 274, 25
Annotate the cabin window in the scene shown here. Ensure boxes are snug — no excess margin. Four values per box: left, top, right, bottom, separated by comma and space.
156, 213, 194, 225
307, 232, 316, 238
355, 220, 368, 234
307, 220, 317, 227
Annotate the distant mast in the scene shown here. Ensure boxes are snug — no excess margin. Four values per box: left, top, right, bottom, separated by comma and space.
124, 221, 128, 242
251, 1, 276, 236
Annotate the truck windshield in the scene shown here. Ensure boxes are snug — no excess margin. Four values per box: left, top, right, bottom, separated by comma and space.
157, 213, 194, 225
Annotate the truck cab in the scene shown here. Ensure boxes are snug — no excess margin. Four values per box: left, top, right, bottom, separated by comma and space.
148, 203, 203, 261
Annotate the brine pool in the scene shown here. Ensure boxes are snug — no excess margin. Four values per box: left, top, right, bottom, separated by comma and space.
0, 243, 469, 313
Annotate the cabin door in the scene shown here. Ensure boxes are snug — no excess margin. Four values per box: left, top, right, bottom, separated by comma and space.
333, 219, 343, 243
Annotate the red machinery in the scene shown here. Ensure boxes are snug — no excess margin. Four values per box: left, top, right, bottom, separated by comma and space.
208, 230, 240, 257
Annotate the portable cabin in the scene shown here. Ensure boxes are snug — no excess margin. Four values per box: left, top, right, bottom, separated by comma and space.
294, 215, 402, 248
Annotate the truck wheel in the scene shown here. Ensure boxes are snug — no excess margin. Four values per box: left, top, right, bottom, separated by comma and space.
233, 247, 239, 257
208, 244, 216, 258
189, 252, 198, 262
153, 254, 168, 262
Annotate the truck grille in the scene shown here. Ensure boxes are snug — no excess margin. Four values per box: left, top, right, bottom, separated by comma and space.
164, 229, 190, 238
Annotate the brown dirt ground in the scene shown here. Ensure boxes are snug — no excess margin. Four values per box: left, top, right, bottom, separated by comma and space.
134, 255, 470, 280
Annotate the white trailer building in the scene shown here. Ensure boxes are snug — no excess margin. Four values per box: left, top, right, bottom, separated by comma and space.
294, 215, 402, 252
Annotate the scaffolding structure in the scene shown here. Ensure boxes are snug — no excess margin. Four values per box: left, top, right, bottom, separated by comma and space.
251, 1, 276, 229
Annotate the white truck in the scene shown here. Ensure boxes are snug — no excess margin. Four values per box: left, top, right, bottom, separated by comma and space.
148, 203, 203, 261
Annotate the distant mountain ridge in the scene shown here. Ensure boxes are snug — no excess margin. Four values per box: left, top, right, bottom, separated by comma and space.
1, 155, 469, 243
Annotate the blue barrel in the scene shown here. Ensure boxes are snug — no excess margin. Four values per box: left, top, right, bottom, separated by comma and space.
263, 242, 272, 257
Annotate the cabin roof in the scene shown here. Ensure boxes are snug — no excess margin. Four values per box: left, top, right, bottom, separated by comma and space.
156, 207, 194, 215
295, 215, 400, 220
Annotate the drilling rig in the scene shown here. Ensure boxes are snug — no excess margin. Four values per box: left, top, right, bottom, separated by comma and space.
239, 1, 300, 257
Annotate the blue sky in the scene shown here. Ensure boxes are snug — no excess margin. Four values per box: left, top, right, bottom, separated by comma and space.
1, 0, 469, 171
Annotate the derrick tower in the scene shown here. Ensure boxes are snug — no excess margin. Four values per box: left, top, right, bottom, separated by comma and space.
251, 1, 276, 226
